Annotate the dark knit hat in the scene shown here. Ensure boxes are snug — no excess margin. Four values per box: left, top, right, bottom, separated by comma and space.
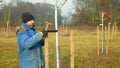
22, 12, 34, 23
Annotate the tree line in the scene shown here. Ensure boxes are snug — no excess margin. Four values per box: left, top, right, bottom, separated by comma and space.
0, 0, 120, 26
0, 1, 62, 26
69, 0, 120, 25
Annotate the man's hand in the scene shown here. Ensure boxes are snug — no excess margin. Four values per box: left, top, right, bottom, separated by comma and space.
39, 30, 57, 39
41, 30, 48, 39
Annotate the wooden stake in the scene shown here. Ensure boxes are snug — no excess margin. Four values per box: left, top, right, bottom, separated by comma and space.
115, 25, 118, 36
45, 38, 49, 68
115, 22, 117, 36
65, 25, 67, 34
116, 26, 118, 36
44, 22, 51, 68
9, 26, 10, 36
4, 26, 5, 37
1, 26, 4, 36
60, 26, 63, 36
105, 26, 108, 54
111, 25, 114, 41
6, 21, 9, 37
97, 26, 100, 56
108, 23, 110, 41
70, 30, 74, 68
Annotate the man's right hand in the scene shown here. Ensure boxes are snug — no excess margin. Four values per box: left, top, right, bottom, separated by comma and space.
41, 30, 48, 39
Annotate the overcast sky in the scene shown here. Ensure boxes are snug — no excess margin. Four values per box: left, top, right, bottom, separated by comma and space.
1, 0, 76, 17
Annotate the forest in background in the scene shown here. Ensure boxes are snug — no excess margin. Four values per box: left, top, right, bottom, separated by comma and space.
0, 0, 120, 26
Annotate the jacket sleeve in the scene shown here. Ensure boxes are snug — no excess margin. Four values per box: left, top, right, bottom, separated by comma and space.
18, 30, 42, 49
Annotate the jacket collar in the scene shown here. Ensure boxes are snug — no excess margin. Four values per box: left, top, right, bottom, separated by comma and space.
22, 23, 36, 30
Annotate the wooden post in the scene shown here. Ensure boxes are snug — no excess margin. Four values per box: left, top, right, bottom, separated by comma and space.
116, 26, 118, 36
3, 26, 5, 37
9, 26, 10, 36
45, 38, 49, 68
105, 26, 108, 54
6, 3, 11, 37
44, 22, 51, 68
108, 23, 110, 41
70, 30, 74, 68
1, 26, 3, 37
6, 21, 9, 37
0, 27, 2, 37
65, 25, 67, 34
97, 26, 100, 56
62, 20, 65, 35
111, 25, 114, 41
115, 22, 117, 36
101, 12, 105, 54
60, 26, 63, 36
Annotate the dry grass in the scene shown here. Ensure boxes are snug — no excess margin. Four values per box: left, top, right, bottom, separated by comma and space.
0, 29, 120, 68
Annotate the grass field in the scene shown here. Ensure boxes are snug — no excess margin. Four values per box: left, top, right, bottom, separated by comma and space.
0, 28, 120, 68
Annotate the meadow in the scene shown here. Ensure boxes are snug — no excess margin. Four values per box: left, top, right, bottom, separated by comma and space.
0, 26, 120, 68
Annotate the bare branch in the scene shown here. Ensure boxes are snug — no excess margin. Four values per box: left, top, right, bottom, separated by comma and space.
58, 0, 68, 9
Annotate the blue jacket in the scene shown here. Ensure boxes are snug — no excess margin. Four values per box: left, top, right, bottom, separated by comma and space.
17, 23, 45, 68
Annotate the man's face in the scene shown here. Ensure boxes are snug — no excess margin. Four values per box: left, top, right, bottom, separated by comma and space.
26, 20, 34, 26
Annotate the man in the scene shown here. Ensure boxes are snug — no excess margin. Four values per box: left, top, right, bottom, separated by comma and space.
16, 12, 47, 68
